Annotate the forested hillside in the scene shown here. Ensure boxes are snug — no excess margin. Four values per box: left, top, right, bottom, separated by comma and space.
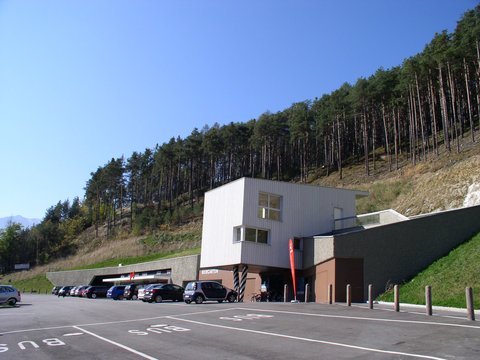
1, 6, 480, 274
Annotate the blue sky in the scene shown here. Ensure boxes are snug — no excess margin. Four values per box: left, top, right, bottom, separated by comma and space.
0, 0, 477, 219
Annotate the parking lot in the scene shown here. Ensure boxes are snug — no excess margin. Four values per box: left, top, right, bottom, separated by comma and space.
1, 294, 479, 359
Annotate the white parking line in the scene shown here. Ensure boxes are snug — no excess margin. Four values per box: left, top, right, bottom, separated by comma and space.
235, 307, 480, 330
0, 307, 234, 335
0, 312, 33, 316
73, 326, 158, 360
167, 316, 446, 360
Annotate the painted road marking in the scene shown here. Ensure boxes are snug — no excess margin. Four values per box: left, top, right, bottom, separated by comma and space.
128, 323, 191, 336
62, 332, 84, 337
0, 307, 233, 335
0, 312, 33, 316
167, 315, 447, 360
220, 313, 274, 321
0, 338, 66, 353
73, 326, 158, 360
235, 307, 480, 330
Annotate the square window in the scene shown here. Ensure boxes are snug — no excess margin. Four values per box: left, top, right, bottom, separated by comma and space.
257, 230, 268, 244
258, 192, 282, 221
245, 228, 257, 242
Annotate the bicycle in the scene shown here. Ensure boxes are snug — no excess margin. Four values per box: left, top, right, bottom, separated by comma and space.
250, 292, 262, 302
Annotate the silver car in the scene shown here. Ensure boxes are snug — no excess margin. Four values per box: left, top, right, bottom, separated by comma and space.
138, 284, 161, 302
0, 285, 21, 306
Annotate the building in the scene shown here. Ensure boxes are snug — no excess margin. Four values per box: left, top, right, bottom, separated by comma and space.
199, 177, 480, 303
199, 177, 368, 301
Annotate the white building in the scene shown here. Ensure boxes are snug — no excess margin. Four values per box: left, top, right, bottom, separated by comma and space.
200, 177, 367, 300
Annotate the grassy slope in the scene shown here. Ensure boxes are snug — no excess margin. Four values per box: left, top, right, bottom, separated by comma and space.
377, 232, 480, 308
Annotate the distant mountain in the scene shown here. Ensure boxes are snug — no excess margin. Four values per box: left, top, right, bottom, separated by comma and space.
0, 215, 41, 229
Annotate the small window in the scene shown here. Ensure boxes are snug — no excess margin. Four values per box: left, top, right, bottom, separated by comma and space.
258, 192, 282, 221
257, 230, 268, 244
245, 228, 257, 242
234, 226, 269, 244
293, 237, 302, 251
234, 227, 242, 242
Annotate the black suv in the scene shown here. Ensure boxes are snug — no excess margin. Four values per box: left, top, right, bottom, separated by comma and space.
123, 284, 143, 300
84, 286, 109, 299
183, 281, 237, 304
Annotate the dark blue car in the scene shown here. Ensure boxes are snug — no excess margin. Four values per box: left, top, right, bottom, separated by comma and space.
107, 285, 126, 300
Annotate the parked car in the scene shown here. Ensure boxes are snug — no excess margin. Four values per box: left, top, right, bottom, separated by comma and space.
78, 286, 90, 297
51, 286, 62, 295
107, 285, 126, 300
0, 285, 21, 306
84, 286, 109, 299
58, 286, 74, 297
68, 286, 79, 296
123, 284, 144, 300
138, 284, 159, 302
183, 281, 237, 304
73, 285, 89, 297
144, 284, 184, 303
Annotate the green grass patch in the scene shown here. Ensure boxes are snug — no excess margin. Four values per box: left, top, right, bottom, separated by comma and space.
8, 274, 53, 294
141, 230, 200, 247
71, 247, 201, 270
357, 180, 411, 214
377, 232, 480, 308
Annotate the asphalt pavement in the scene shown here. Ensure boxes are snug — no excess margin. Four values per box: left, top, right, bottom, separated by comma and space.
0, 294, 479, 359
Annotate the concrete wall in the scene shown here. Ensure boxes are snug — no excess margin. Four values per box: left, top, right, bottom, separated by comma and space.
331, 205, 480, 299
304, 236, 334, 269
47, 255, 200, 286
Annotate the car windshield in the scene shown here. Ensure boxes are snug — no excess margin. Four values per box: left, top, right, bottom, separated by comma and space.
185, 282, 196, 290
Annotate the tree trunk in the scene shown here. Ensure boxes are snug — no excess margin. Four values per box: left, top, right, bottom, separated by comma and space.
382, 102, 391, 171
393, 107, 399, 170
362, 111, 369, 176
438, 63, 451, 152
415, 73, 427, 160
464, 58, 475, 142
447, 62, 461, 153
336, 115, 342, 180
428, 73, 440, 156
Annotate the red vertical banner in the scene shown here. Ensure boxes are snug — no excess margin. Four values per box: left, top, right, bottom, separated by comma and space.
288, 238, 297, 300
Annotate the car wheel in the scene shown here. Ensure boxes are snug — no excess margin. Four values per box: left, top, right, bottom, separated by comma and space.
132, 294, 138, 300
7, 298, 17, 306
227, 293, 236, 303
92, 293, 97, 299
185, 300, 191, 304
194, 295, 204, 304
155, 295, 163, 303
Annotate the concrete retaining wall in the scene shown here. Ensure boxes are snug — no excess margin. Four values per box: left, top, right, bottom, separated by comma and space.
331, 205, 480, 299
47, 255, 200, 286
